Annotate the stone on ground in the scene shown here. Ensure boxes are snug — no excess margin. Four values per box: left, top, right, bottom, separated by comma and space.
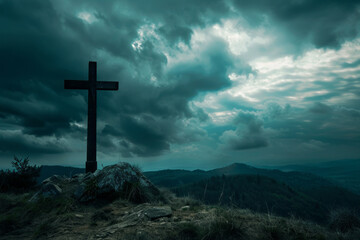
30, 182, 62, 202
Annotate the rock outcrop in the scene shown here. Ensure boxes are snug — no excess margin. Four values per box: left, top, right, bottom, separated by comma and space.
142, 206, 172, 220
29, 182, 62, 202
74, 162, 160, 202
96, 204, 173, 238
31, 162, 160, 203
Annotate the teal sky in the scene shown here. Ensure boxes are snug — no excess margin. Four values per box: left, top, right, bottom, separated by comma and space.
0, 0, 359, 170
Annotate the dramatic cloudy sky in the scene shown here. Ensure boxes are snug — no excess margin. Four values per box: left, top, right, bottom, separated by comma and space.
1, 0, 360, 170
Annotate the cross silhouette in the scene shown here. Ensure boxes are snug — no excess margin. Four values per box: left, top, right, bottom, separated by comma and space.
65, 61, 118, 173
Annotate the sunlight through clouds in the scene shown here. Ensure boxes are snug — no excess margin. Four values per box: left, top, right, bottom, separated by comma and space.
77, 11, 98, 24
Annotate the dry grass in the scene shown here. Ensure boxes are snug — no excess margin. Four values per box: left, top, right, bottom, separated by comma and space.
1, 192, 360, 240
329, 208, 360, 233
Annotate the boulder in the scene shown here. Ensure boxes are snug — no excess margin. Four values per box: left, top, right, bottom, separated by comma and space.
74, 162, 160, 203
42, 175, 65, 185
73, 183, 94, 202
180, 205, 190, 211
143, 206, 172, 220
98, 205, 172, 237
30, 183, 62, 202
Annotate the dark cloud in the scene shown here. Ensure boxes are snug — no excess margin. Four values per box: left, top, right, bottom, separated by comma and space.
0, 82, 86, 137
0, 0, 359, 166
266, 103, 360, 146
0, 131, 68, 155
100, 114, 207, 157
231, 0, 360, 49
0, 0, 238, 158
157, 25, 193, 46
0, 0, 92, 141
309, 102, 332, 114
160, 40, 238, 115
220, 111, 268, 150
102, 125, 122, 137
264, 103, 292, 119
123, 0, 230, 26
118, 115, 170, 157
342, 59, 360, 68
96, 38, 242, 157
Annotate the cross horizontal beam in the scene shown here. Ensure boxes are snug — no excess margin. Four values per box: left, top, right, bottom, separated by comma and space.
64, 80, 119, 90
64, 80, 89, 89
96, 81, 119, 90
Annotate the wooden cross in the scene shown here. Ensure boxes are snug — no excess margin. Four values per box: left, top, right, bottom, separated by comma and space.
65, 61, 118, 173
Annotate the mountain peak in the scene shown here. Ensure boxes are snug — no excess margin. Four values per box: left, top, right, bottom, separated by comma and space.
208, 162, 256, 175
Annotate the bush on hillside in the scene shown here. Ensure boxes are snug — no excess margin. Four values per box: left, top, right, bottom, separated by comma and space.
202, 210, 247, 240
329, 209, 360, 233
0, 156, 41, 193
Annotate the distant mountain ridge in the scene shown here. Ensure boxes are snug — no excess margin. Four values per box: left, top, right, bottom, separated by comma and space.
144, 162, 337, 191
39, 162, 358, 194
275, 159, 360, 194
144, 162, 360, 224
173, 174, 329, 223
38, 162, 360, 224
38, 160, 360, 192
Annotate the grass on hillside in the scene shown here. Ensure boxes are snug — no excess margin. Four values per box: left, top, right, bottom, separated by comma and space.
1, 191, 360, 240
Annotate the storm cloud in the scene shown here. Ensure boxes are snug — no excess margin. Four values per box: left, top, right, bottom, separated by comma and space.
220, 111, 268, 150
0, 0, 359, 169
0, 1, 232, 153
231, 0, 360, 49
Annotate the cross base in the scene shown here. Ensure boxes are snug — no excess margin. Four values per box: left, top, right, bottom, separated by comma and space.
86, 161, 97, 173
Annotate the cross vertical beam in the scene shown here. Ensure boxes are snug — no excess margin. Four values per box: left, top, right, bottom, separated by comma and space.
87, 62, 97, 173
64, 61, 119, 173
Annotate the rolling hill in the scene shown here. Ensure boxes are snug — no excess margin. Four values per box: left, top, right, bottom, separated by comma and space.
144, 163, 360, 223
38, 162, 360, 224
144, 163, 341, 191
173, 174, 328, 223
276, 159, 360, 195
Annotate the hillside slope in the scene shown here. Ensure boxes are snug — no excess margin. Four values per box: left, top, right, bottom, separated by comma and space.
3, 163, 360, 239
1, 192, 359, 240
144, 163, 360, 216
144, 163, 337, 190
37, 163, 360, 225
277, 159, 360, 195
173, 174, 328, 223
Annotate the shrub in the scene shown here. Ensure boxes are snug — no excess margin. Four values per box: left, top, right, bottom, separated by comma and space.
122, 180, 148, 203
32, 221, 52, 239
91, 208, 114, 225
203, 210, 247, 240
0, 194, 34, 234
0, 214, 18, 234
0, 156, 41, 193
329, 209, 360, 233
262, 223, 284, 240
177, 223, 201, 240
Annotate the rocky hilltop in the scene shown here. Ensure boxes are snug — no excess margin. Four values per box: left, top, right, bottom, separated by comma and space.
1, 163, 360, 240
30, 163, 160, 203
